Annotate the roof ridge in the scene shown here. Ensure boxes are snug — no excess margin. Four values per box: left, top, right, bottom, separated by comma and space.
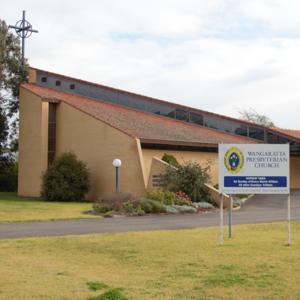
276, 127, 300, 131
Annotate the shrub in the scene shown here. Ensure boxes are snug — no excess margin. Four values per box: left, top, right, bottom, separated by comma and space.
139, 198, 166, 213
162, 160, 211, 202
95, 192, 135, 212
93, 203, 112, 214
165, 204, 197, 213
122, 200, 145, 216
41, 152, 89, 201
146, 190, 176, 205
165, 205, 179, 214
172, 205, 197, 213
174, 191, 192, 206
161, 153, 180, 168
193, 202, 215, 209
103, 211, 114, 218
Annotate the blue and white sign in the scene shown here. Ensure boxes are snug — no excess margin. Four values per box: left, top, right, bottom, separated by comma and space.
219, 144, 290, 194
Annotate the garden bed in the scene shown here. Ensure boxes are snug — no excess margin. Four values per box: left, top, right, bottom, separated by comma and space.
92, 191, 216, 218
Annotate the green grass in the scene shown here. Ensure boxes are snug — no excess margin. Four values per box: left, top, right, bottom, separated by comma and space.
0, 222, 300, 299
0, 192, 99, 223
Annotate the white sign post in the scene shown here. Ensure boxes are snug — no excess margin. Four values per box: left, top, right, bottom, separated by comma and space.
218, 144, 290, 245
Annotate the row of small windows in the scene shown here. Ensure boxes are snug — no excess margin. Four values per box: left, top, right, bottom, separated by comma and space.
38, 74, 293, 146
41, 77, 75, 90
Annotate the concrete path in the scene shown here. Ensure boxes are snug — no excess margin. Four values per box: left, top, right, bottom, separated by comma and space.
1, 191, 300, 239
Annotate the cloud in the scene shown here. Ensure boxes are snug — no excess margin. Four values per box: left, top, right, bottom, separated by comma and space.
2, 0, 300, 128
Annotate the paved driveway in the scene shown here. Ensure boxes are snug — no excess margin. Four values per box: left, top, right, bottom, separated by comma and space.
0, 190, 299, 239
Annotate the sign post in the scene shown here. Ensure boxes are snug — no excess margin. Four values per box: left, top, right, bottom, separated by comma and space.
287, 193, 291, 246
219, 194, 224, 245
219, 144, 290, 244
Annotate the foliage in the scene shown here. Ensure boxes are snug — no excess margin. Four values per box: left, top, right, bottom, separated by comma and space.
162, 160, 211, 202
0, 158, 17, 191
161, 153, 180, 167
94, 192, 135, 213
122, 198, 166, 215
193, 202, 215, 209
93, 203, 112, 214
165, 204, 197, 214
239, 108, 275, 127
146, 190, 177, 205
93, 192, 168, 216
174, 191, 192, 206
41, 152, 89, 201
0, 105, 8, 154
139, 198, 166, 213
102, 211, 113, 218
0, 19, 29, 150
122, 201, 145, 216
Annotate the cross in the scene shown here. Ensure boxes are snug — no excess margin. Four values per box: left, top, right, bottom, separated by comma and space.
9, 10, 38, 65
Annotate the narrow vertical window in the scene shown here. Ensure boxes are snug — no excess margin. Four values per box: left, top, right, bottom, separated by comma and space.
48, 103, 57, 165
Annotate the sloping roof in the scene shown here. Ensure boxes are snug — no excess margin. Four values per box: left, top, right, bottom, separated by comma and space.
21, 83, 257, 147
30, 68, 300, 145
30, 67, 269, 130
274, 128, 300, 140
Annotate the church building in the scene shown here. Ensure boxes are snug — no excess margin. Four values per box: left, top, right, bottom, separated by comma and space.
18, 68, 300, 199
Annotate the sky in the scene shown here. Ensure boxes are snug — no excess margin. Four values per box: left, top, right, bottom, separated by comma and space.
2, 0, 300, 129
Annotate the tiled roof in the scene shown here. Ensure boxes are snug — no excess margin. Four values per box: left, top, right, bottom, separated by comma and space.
274, 128, 300, 140
21, 83, 257, 146
31, 67, 269, 130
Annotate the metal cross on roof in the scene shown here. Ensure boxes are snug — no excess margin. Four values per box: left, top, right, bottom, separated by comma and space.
9, 10, 38, 65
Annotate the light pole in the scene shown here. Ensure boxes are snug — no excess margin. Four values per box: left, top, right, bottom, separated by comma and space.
112, 158, 122, 192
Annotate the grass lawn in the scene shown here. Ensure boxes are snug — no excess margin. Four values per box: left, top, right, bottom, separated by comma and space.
0, 192, 98, 223
0, 222, 300, 299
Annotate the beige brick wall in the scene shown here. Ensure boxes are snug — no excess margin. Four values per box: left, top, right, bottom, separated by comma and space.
18, 89, 49, 196
142, 149, 219, 186
146, 157, 172, 191
55, 102, 146, 199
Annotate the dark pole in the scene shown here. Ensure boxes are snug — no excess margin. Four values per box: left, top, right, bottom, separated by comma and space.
115, 167, 119, 192
228, 195, 232, 238
21, 10, 25, 65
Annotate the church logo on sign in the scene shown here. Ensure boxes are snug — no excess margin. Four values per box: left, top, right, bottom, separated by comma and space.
224, 147, 244, 174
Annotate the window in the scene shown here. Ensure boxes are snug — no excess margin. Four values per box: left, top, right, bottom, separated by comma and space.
41, 77, 47, 83
48, 103, 57, 165
70, 84, 75, 90
189, 112, 203, 125
267, 131, 278, 143
278, 136, 289, 144
55, 80, 61, 86
249, 127, 265, 141
146, 102, 176, 118
235, 125, 248, 136
176, 109, 189, 121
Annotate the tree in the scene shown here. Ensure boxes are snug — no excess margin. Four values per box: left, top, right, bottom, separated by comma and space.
0, 19, 29, 150
238, 108, 275, 127
0, 105, 8, 155
0, 19, 28, 191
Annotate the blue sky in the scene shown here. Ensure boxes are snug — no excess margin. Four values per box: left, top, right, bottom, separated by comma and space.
2, 0, 300, 128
